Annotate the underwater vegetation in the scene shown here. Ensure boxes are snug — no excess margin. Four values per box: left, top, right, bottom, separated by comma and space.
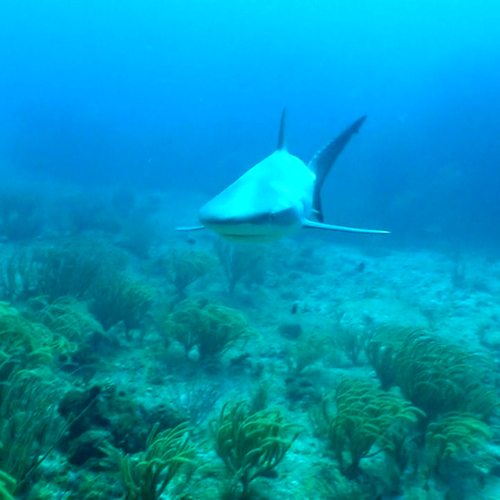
313, 377, 422, 479
424, 412, 492, 484
23, 296, 104, 358
160, 247, 213, 299
0, 191, 498, 500
330, 323, 371, 367
367, 328, 499, 424
89, 272, 156, 338
348, 327, 498, 495
315, 467, 368, 500
103, 422, 196, 500
0, 189, 43, 242
214, 240, 266, 295
210, 401, 298, 499
158, 298, 250, 363
0, 236, 126, 304
0, 365, 65, 498
0, 469, 16, 500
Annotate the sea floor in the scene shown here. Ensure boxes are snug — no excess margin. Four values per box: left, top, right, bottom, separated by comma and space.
1, 187, 500, 499
88, 231, 500, 499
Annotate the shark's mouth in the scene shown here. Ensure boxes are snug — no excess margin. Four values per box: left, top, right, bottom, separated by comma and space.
204, 222, 271, 239
215, 229, 284, 244
219, 232, 269, 242
223, 232, 266, 238
201, 217, 296, 243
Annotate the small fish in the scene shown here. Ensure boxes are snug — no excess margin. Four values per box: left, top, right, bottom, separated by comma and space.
356, 262, 366, 273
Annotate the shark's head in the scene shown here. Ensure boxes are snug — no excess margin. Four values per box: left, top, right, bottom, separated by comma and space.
199, 152, 308, 243
199, 202, 303, 244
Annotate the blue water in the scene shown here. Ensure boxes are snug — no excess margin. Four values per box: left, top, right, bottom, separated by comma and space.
0, 0, 499, 247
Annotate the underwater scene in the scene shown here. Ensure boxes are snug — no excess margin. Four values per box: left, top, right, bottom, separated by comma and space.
1, 0, 500, 499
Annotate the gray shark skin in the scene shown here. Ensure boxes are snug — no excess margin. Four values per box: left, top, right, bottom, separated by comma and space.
177, 110, 389, 243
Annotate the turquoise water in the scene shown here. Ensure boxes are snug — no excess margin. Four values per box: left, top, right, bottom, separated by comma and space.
0, 1, 499, 499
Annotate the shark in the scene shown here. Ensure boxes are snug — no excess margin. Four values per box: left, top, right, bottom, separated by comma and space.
176, 109, 389, 243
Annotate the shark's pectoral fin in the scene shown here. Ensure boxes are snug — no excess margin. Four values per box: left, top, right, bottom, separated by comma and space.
303, 219, 390, 235
175, 225, 206, 232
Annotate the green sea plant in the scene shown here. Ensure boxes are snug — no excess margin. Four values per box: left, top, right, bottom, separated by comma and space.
0, 302, 56, 365
393, 330, 498, 425
0, 369, 64, 494
166, 380, 221, 427
162, 248, 213, 299
331, 324, 370, 366
0, 189, 43, 242
364, 328, 498, 493
0, 249, 40, 303
30, 237, 118, 300
215, 239, 265, 295
90, 273, 156, 337
285, 330, 340, 405
0, 470, 15, 500
161, 299, 249, 361
365, 328, 498, 429
424, 412, 492, 483
287, 330, 332, 374
210, 401, 298, 498
364, 326, 411, 390
314, 378, 421, 479
103, 422, 196, 500
23, 296, 104, 348
316, 467, 369, 500
379, 421, 418, 492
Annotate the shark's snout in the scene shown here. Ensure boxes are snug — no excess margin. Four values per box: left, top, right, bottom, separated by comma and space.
199, 203, 302, 243
200, 211, 272, 228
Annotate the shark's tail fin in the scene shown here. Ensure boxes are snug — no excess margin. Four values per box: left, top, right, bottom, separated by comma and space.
308, 115, 367, 222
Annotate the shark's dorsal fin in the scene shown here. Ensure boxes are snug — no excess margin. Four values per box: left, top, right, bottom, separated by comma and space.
277, 108, 287, 151
309, 115, 367, 222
